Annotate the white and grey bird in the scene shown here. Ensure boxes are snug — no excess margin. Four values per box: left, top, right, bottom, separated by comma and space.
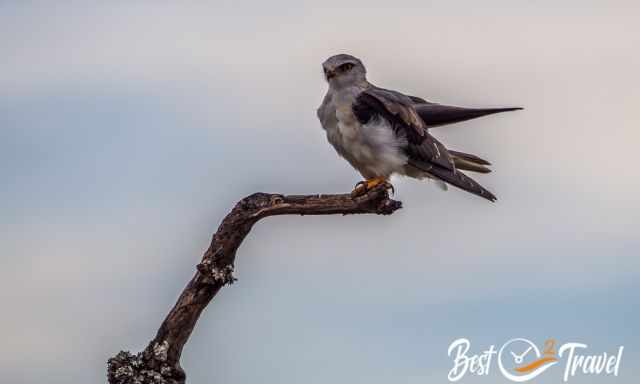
316, 53, 522, 201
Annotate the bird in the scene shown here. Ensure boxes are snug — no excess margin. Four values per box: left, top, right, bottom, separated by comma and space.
316, 53, 522, 202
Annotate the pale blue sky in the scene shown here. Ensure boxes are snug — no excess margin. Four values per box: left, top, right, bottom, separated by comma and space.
1, 2, 638, 383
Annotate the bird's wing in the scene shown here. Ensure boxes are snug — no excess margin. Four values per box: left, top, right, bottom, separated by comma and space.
407, 95, 432, 104
352, 87, 497, 201
353, 87, 426, 141
352, 87, 454, 171
412, 100, 522, 128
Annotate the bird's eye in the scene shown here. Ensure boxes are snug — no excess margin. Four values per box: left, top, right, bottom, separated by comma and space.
339, 63, 355, 72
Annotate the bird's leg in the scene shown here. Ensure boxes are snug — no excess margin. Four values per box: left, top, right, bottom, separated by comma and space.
351, 177, 394, 197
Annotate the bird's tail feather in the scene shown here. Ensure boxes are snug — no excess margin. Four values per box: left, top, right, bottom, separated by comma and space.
423, 163, 497, 202
449, 150, 491, 174
414, 104, 522, 127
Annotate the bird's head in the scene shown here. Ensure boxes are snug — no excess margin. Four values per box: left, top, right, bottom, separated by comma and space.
322, 54, 367, 88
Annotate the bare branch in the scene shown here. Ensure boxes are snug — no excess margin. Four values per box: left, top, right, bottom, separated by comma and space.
107, 186, 401, 384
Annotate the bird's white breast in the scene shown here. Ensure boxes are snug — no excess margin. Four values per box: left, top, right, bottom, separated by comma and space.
320, 91, 408, 179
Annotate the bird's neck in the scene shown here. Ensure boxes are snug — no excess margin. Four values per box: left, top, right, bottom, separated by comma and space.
330, 80, 370, 93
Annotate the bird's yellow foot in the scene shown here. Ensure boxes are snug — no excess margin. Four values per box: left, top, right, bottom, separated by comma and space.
351, 177, 394, 197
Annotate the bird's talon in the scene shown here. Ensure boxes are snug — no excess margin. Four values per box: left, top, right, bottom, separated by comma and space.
375, 180, 395, 196
351, 181, 368, 197
386, 182, 395, 196
351, 178, 394, 197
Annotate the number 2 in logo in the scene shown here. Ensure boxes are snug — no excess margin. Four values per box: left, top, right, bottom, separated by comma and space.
543, 339, 556, 356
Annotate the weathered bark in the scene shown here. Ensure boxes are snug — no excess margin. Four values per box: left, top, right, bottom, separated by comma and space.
107, 186, 401, 384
